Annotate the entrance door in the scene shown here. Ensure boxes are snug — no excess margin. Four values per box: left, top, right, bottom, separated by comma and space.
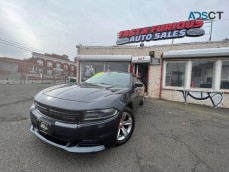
134, 63, 149, 93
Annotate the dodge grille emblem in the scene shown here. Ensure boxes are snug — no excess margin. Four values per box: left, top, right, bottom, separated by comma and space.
40, 122, 48, 132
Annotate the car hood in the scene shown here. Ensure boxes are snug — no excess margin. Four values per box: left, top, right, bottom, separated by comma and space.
42, 84, 126, 103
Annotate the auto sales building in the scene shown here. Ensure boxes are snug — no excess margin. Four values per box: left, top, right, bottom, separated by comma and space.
76, 40, 229, 108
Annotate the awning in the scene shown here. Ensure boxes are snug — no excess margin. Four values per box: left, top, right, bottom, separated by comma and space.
163, 47, 229, 59
77, 55, 132, 62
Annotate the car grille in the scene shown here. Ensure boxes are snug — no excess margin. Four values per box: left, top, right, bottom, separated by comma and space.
35, 101, 83, 123
39, 131, 69, 146
78, 140, 103, 147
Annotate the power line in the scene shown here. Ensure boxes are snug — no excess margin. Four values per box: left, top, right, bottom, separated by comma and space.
0, 37, 44, 52
0, 40, 43, 53
0, 36, 43, 51
0, 36, 44, 53
0, 40, 42, 53
0, 39, 43, 53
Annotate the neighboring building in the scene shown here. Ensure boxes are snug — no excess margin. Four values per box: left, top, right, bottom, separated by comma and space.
76, 40, 229, 108
31, 53, 77, 80
0, 57, 38, 83
0, 53, 77, 83
0, 57, 18, 76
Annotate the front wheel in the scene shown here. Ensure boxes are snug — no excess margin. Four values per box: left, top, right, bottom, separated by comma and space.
116, 107, 135, 146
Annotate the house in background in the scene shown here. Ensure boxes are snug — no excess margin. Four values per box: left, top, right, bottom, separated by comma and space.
30, 52, 77, 80
0, 53, 77, 84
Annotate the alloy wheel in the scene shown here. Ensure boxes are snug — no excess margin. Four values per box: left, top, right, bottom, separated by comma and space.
117, 112, 133, 141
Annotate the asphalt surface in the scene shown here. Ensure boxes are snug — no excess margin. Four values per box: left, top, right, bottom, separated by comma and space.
0, 84, 229, 172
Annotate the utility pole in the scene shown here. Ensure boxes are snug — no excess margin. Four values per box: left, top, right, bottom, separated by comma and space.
209, 19, 213, 41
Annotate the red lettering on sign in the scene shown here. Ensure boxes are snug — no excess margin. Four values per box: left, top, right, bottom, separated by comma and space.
164, 23, 173, 31
176, 21, 185, 29
157, 25, 164, 32
151, 26, 157, 33
129, 29, 135, 37
119, 31, 124, 38
185, 20, 195, 29
123, 31, 129, 37
194, 20, 203, 28
118, 20, 204, 38
135, 28, 142, 36
141, 27, 149, 35
171, 23, 177, 30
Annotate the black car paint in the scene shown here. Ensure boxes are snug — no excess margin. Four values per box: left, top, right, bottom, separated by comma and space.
35, 85, 125, 111
30, 103, 120, 150
30, 73, 144, 152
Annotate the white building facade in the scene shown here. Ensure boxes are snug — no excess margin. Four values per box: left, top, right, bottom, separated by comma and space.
77, 40, 229, 108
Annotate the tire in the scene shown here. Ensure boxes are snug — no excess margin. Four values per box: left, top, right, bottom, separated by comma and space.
116, 107, 135, 146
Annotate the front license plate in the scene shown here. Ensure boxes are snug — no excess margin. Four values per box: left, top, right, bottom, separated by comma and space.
38, 120, 51, 135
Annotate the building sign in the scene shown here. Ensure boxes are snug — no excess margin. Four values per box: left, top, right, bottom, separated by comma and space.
116, 20, 205, 45
132, 56, 150, 63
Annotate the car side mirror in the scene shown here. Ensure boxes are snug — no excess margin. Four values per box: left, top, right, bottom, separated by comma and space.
133, 82, 143, 88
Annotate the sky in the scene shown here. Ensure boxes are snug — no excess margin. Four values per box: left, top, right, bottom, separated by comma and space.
0, 0, 228, 61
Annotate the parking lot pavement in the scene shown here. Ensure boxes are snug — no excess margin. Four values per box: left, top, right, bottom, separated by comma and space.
0, 84, 229, 172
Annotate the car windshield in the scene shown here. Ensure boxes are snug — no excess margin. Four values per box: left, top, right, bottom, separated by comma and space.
84, 72, 130, 88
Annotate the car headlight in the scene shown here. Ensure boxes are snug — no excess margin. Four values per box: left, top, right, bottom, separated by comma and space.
83, 108, 118, 121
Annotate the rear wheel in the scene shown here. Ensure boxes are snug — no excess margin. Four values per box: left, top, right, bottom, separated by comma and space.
116, 107, 135, 146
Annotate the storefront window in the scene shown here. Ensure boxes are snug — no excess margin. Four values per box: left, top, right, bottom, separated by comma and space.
81, 63, 104, 82
165, 62, 186, 87
191, 61, 214, 88
80, 62, 129, 82
104, 63, 129, 72
221, 61, 229, 89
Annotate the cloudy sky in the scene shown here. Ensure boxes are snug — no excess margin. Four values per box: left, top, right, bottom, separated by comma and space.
0, 0, 228, 61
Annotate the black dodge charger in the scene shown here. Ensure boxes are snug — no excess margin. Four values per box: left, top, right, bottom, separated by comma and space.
30, 72, 145, 153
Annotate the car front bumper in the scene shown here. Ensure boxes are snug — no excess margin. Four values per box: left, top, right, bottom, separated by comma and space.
30, 105, 121, 153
